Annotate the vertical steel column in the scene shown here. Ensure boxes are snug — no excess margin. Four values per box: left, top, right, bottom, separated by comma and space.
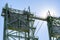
3, 14, 6, 40
32, 21, 35, 40
25, 32, 26, 40
19, 18, 20, 40
27, 13, 30, 40
3, 3, 9, 40
28, 32, 29, 40
18, 31, 20, 40
47, 16, 53, 40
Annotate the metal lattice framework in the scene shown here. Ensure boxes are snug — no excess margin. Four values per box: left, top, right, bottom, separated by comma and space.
1, 4, 38, 40
2, 3, 60, 40
47, 16, 60, 40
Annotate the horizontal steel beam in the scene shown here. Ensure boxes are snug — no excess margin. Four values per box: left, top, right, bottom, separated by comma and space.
30, 16, 46, 21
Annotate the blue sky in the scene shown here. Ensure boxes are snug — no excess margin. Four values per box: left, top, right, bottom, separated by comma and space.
0, 0, 60, 40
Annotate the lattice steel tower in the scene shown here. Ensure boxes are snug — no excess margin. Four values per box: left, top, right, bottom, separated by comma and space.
1, 3, 38, 40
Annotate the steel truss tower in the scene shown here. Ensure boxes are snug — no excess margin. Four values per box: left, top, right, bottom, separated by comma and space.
1, 4, 38, 40
47, 16, 60, 40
